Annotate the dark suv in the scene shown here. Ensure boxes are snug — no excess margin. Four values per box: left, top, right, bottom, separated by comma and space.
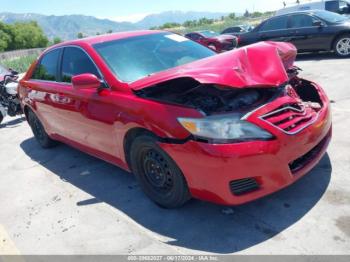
239, 10, 350, 57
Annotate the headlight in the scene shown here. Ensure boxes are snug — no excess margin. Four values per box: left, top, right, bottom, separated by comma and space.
177, 114, 273, 142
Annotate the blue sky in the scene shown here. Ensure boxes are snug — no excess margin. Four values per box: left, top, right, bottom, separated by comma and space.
0, 0, 284, 22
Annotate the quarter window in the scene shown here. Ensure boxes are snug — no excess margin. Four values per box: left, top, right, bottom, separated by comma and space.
32, 49, 60, 81
61, 47, 101, 83
260, 16, 288, 31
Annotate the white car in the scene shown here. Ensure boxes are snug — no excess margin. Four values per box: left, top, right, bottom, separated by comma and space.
276, 0, 350, 16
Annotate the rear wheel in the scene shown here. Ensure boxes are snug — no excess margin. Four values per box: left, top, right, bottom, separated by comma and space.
334, 34, 350, 57
27, 110, 57, 148
130, 135, 191, 208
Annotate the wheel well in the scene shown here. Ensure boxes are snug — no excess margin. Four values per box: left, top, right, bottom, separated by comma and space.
331, 32, 350, 50
123, 128, 156, 170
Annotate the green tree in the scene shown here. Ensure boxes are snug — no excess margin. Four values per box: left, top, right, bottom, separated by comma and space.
251, 12, 263, 18
183, 20, 197, 27
159, 22, 180, 29
228, 13, 236, 20
0, 21, 48, 51
9, 21, 48, 50
244, 9, 250, 18
53, 37, 62, 45
107, 30, 113, 34
0, 29, 11, 51
77, 32, 84, 39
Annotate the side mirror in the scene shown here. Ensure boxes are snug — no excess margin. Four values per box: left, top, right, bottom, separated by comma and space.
312, 21, 323, 27
340, 6, 349, 14
72, 73, 101, 90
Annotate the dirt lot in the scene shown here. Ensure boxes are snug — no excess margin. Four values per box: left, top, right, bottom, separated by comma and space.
0, 53, 349, 255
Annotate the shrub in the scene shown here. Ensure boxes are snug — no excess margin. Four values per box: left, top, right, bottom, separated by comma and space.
2, 54, 38, 73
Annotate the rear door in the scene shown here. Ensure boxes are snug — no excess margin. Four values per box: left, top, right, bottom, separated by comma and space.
257, 15, 292, 42
26, 48, 63, 135
289, 14, 330, 51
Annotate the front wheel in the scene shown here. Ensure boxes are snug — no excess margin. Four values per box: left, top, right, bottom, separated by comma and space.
130, 135, 191, 208
334, 34, 350, 57
27, 110, 57, 148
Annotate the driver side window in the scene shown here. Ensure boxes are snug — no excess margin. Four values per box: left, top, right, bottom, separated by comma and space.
61, 47, 101, 83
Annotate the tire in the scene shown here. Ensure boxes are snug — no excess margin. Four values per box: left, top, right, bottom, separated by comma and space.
129, 135, 191, 208
0, 105, 5, 124
334, 34, 350, 57
27, 110, 57, 148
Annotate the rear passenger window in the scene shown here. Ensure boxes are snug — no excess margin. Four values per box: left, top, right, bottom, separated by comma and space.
32, 49, 60, 81
260, 16, 288, 31
61, 47, 101, 83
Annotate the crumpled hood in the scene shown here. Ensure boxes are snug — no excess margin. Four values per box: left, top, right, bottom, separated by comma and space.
130, 41, 297, 91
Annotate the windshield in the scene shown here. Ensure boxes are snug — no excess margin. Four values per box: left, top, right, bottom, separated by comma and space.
94, 33, 216, 83
314, 10, 349, 23
200, 30, 219, 37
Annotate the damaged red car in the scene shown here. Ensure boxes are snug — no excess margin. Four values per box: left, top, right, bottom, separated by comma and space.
18, 31, 332, 208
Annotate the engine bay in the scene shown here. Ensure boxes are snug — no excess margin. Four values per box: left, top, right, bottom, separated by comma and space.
135, 77, 283, 115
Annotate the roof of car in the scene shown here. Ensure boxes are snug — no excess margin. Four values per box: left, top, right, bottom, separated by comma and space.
47, 30, 164, 50
272, 9, 327, 17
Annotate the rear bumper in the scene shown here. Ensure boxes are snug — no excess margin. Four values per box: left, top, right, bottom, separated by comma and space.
159, 82, 332, 205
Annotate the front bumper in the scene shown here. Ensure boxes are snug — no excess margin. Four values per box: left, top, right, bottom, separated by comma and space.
158, 81, 332, 205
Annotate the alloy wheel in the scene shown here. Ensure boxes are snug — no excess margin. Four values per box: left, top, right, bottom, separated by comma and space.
336, 37, 350, 56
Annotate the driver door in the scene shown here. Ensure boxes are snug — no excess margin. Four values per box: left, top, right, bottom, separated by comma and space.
54, 46, 117, 156
289, 14, 329, 51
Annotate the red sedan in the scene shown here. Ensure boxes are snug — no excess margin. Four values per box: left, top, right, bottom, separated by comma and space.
19, 30, 331, 208
185, 30, 238, 52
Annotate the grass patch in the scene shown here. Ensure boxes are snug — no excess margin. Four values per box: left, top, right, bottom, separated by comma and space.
2, 54, 38, 73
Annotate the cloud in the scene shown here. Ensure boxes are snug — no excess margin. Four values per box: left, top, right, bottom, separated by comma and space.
107, 13, 151, 23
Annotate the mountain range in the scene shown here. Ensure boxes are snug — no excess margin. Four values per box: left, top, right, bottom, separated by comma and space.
0, 11, 229, 40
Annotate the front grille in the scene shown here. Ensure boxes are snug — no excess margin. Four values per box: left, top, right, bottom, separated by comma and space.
230, 178, 260, 196
289, 131, 330, 174
260, 103, 318, 134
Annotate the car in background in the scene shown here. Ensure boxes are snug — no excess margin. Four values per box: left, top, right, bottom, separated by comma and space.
238, 10, 350, 57
276, 0, 350, 16
185, 30, 238, 52
19, 30, 331, 208
221, 25, 254, 36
